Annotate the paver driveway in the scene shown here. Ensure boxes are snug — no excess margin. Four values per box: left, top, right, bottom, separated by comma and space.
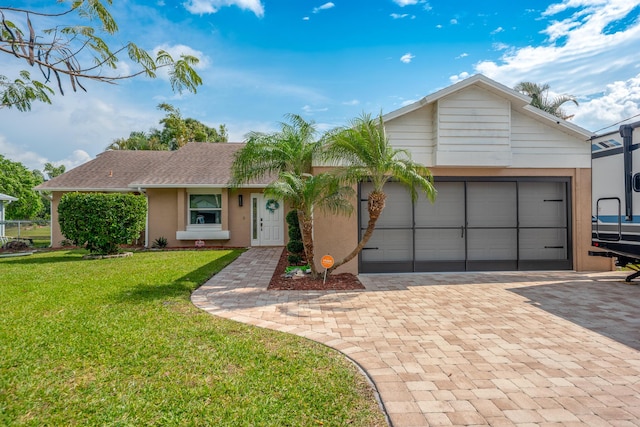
192, 248, 640, 426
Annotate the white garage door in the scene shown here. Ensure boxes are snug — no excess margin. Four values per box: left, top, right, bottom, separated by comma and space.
360, 178, 571, 273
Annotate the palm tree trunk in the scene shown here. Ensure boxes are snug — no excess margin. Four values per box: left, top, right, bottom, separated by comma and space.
298, 211, 319, 279
329, 190, 386, 273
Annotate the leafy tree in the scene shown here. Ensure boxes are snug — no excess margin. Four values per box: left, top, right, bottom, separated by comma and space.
322, 113, 436, 273
157, 103, 227, 149
514, 82, 578, 120
107, 130, 165, 151
1, 2, 202, 111
106, 103, 227, 151
265, 172, 353, 278
58, 192, 147, 254
0, 154, 44, 219
44, 162, 66, 179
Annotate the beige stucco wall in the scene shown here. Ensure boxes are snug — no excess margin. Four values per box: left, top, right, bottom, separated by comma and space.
312, 168, 359, 274
49, 188, 261, 249
147, 187, 257, 248
311, 166, 613, 274
50, 192, 65, 247
146, 188, 180, 247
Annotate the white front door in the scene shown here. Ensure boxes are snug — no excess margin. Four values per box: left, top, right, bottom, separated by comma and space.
251, 193, 284, 246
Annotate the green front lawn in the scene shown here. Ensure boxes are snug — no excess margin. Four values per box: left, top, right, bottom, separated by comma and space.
0, 250, 385, 426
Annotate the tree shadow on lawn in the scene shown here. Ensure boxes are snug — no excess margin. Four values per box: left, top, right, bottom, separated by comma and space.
0, 251, 86, 265
110, 251, 241, 304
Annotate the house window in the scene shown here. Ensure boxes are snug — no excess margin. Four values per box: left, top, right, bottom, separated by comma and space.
189, 193, 221, 226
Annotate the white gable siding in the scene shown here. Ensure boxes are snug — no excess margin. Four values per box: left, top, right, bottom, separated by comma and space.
435, 86, 512, 166
385, 104, 436, 165
511, 111, 590, 168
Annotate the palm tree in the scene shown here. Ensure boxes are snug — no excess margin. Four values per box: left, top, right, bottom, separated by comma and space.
322, 113, 436, 272
230, 114, 323, 185
232, 114, 348, 277
265, 172, 354, 278
514, 82, 578, 120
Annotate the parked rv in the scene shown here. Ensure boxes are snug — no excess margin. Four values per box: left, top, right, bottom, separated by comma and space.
591, 121, 640, 280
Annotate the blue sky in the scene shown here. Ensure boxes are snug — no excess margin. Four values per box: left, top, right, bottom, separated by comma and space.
2, 0, 640, 171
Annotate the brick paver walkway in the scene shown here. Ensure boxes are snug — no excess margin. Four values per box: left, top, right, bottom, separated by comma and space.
191, 247, 640, 426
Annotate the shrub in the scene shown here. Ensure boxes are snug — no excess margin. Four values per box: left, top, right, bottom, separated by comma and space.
152, 236, 168, 249
3, 240, 30, 251
286, 239, 304, 254
285, 209, 304, 265
286, 210, 302, 241
58, 192, 147, 255
287, 254, 303, 265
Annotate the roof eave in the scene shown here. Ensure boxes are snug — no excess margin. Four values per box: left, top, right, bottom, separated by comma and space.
129, 183, 270, 189
522, 105, 594, 139
34, 187, 135, 193
383, 74, 532, 123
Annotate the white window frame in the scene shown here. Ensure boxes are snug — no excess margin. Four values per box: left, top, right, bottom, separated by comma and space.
186, 189, 222, 231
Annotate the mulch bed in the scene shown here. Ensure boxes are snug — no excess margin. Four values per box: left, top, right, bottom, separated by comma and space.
268, 248, 365, 291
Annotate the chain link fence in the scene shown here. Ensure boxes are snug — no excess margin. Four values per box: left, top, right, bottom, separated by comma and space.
1, 220, 51, 247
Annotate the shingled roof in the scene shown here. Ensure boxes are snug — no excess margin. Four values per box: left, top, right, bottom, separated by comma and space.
34, 142, 273, 192
130, 142, 270, 188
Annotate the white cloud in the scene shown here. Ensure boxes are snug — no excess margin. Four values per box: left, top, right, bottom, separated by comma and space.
0, 137, 49, 171
449, 71, 470, 83
391, 13, 409, 19
302, 105, 329, 114
448, 0, 640, 131
313, 2, 335, 13
400, 53, 415, 63
450, 18, 458, 25
493, 42, 510, 51
183, 0, 264, 17
473, 0, 640, 87
456, 53, 469, 59
573, 74, 640, 133
393, 0, 419, 5
435, 24, 443, 29
59, 150, 94, 171
342, 99, 360, 106
303, 16, 310, 21
491, 26, 504, 34
0, 136, 91, 172
392, 0, 431, 8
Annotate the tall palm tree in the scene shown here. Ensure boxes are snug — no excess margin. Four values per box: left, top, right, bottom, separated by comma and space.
231, 114, 323, 185
514, 82, 578, 120
265, 172, 354, 278
322, 113, 436, 272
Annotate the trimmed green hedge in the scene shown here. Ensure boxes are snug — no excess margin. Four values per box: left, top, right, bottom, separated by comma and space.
58, 193, 147, 254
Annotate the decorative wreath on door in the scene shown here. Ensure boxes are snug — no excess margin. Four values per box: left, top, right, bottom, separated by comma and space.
265, 199, 280, 213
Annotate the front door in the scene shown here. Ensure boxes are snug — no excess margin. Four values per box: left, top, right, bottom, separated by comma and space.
251, 193, 284, 246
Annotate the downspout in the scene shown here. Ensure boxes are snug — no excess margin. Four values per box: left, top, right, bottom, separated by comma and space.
620, 122, 640, 221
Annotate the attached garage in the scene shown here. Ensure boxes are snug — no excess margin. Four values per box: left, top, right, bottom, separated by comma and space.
313, 74, 612, 275
360, 178, 572, 273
